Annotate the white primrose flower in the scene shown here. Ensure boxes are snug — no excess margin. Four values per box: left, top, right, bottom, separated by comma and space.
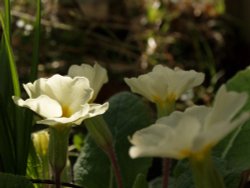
12, 74, 109, 126
124, 65, 204, 104
129, 85, 250, 160
68, 63, 108, 102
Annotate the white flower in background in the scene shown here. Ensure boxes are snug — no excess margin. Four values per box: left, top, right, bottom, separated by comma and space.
13, 74, 109, 126
68, 63, 108, 102
129, 85, 250, 160
124, 65, 204, 105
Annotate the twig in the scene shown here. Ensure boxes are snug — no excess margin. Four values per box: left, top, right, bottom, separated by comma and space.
10, 10, 73, 30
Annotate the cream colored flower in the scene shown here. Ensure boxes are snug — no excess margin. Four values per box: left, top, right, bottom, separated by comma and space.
32, 130, 49, 156
124, 65, 204, 104
129, 85, 250, 160
68, 63, 108, 102
13, 74, 109, 126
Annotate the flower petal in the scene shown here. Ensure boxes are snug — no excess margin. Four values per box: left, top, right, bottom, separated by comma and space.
37, 104, 91, 126
154, 65, 205, 98
157, 110, 183, 128
125, 73, 166, 103
68, 63, 108, 101
125, 65, 204, 104
91, 63, 108, 100
129, 114, 201, 159
205, 85, 248, 129
23, 78, 52, 98
157, 105, 210, 128
194, 112, 250, 152
12, 95, 62, 118
45, 75, 93, 113
129, 124, 179, 158
184, 105, 211, 125
88, 102, 109, 118
72, 102, 109, 125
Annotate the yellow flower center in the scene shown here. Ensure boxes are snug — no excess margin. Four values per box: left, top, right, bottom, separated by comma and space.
179, 149, 192, 158
62, 105, 72, 118
190, 143, 214, 161
178, 143, 214, 160
166, 93, 177, 102
153, 93, 177, 105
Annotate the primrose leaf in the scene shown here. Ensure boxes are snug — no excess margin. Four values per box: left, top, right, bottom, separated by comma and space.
74, 92, 153, 188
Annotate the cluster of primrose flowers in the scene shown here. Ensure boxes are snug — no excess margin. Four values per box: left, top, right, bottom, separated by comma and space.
13, 63, 250, 188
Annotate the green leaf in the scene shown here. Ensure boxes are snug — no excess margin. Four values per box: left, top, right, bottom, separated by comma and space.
0, 172, 34, 188
132, 174, 148, 188
215, 68, 250, 171
148, 177, 175, 188
0, 1, 33, 175
149, 177, 162, 188
74, 136, 110, 188
74, 92, 153, 188
0, 11, 20, 96
73, 133, 85, 151
30, 0, 41, 81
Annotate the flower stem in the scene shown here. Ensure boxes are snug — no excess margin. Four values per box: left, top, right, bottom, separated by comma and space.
156, 101, 175, 119
55, 171, 61, 188
190, 153, 225, 188
107, 147, 123, 188
85, 115, 123, 188
156, 101, 175, 188
162, 158, 171, 188
48, 125, 71, 188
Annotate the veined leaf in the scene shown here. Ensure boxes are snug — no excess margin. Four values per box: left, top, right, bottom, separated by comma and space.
74, 92, 153, 188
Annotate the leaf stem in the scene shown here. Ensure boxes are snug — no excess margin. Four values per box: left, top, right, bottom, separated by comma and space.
85, 116, 123, 188
107, 147, 123, 188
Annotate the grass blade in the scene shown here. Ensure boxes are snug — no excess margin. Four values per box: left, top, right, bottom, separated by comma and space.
30, 0, 41, 81
0, 11, 20, 97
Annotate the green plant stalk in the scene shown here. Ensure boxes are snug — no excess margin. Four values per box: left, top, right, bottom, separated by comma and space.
190, 152, 225, 188
0, 0, 15, 173
30, 0, 41, 81
48, 125, 71, 188
13, 104, 33, 174
0, 107, 15, 173
0, 0, 33, 176
0, 12, 21, 97
4, 0, 11, 40
85, 115, 113, 151
85, 115, 123, 188
156, 100, 175, 188
106, 147, 123, 188
156, 100, 175, 118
